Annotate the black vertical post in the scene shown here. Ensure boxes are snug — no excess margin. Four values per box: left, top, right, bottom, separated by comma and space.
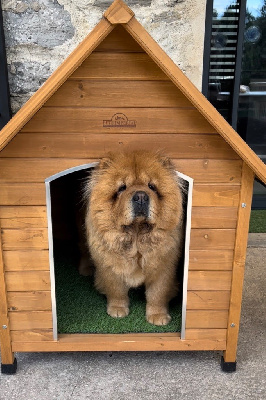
0, 1, 11, 129
231, 0, 247, 130
202, 0, 214, 97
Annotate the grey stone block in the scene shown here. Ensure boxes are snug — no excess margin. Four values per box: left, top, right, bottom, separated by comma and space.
8, 61, 51, 94
3, 0, 75, 49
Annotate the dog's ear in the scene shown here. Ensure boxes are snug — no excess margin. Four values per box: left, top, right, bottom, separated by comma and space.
159, 156, 174, 170
98, 157, 112, 170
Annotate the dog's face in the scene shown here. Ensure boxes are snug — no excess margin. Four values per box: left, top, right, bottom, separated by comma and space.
87, 151, 183, 232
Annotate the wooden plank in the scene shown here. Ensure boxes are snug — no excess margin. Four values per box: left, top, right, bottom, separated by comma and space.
0, 182, 240, 207
95, 25, 144, 52
125, 16, 266, 184
191, 207, 238, 229
7, 291, 52, 311
0, 206, 47, 228
1, 228, 48, 250
0, 133, 238, 160
187, 271, 232, 291
0, 18, 114, 152
186, 310, 228, 329
0, 183, 46, 205
11, 329, 53, 342
192, 184, 240, 207
104, 0, 134, 24
190, 229, 236, 250
174, 160, 242, 185
44, 80, 192, 108
0, 219, 15, 364
0, 159, 242, 184
3, 250, 49, 271
224, 164, 255, 363
71, 53, 169, 80
6, 271, 51, 291
187, 291, 231, 309
189, 250, 234, 270
185, 329, 227, 341
21, 108, 216, 134
11, 333, 226, 352
9, 311, 52, 330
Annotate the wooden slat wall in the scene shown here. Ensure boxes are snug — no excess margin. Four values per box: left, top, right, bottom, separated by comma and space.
0, 25, 241, 343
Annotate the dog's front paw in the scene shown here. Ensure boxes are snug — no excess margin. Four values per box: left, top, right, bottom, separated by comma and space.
107, 305, 129, 318
146, 313, 171, 326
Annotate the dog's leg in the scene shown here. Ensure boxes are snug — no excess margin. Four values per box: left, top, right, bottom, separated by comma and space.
94, 267, 130, 318
145, 262, 178, 326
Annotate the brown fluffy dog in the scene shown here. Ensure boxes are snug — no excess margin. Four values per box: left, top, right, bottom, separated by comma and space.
81, 151, 183, 326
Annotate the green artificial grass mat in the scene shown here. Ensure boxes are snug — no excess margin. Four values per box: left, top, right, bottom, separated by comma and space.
54, 244, 182, 334
249, 210, 266, 233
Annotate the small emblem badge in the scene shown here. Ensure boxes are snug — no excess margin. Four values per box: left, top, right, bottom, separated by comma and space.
103, 113, 136, 128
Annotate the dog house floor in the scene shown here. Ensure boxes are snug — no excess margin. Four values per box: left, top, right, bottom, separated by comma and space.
54, 242, 182, 334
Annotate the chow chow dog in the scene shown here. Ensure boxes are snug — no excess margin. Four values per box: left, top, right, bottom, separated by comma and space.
80, 151, 184, 326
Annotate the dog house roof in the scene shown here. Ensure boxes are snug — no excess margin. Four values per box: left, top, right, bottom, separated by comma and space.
0, 0, 265, 184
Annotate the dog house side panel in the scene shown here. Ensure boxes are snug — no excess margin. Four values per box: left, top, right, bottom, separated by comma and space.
184, 162, 252, 342
0, 177, 53, 343
0, 221, 15, 364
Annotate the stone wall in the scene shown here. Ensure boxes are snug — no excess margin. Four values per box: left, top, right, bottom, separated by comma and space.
2, 0, 207, 113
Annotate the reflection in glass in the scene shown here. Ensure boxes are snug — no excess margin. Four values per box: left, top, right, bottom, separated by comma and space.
237, 0, 266, 161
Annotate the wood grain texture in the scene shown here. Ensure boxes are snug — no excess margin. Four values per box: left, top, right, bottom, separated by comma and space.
11, 329, 53, 342
9, 311, 52, 330
186, 310, 228, 329
187, 291, 231, 310
44, 80, 192, 108
187, 271, 232, 291
3, 250, 49, 271
11, 333, 226, 352
71, 53, 168, 80
1, 228, 49, 250
0, 133, 238, 160
191, 207, 238, 229
192, 184, 240, 207
6, 271, 51, 291
190, 229, 236, 250
95, 25, 144, 52
0, 183, 46, 205
185, 329, 227, 341
189, 250, 234, 271
21, 107, 216, 134
224, 164, 255, 362
104, 0, 134, 24
0, 159, 242, 183
0, 206, 47, 228
7, 291, 52, 311
0, 219, 15, 364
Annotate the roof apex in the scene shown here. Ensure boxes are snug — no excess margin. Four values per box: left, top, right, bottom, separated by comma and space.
104, 0, 134, 24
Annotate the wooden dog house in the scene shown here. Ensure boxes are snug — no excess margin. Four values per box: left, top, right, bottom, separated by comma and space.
1, 0, 266, 373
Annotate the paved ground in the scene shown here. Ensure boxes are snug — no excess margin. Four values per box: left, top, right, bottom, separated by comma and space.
1, 242, 265, 399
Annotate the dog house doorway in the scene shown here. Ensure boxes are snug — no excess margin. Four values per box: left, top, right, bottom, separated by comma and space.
45, 164, 193, 340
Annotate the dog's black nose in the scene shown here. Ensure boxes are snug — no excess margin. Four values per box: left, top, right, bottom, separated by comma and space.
132, 191, 149, 204
132, 191, 149, 217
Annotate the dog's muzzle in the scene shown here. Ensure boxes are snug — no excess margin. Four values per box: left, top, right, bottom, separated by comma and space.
132, 191, 149, 218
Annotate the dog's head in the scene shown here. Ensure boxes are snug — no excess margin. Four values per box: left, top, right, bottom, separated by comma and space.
86, 151, 183, 232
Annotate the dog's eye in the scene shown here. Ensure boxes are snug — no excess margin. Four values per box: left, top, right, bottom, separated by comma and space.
148, 183, 157, 192
118, 184, 127, 193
